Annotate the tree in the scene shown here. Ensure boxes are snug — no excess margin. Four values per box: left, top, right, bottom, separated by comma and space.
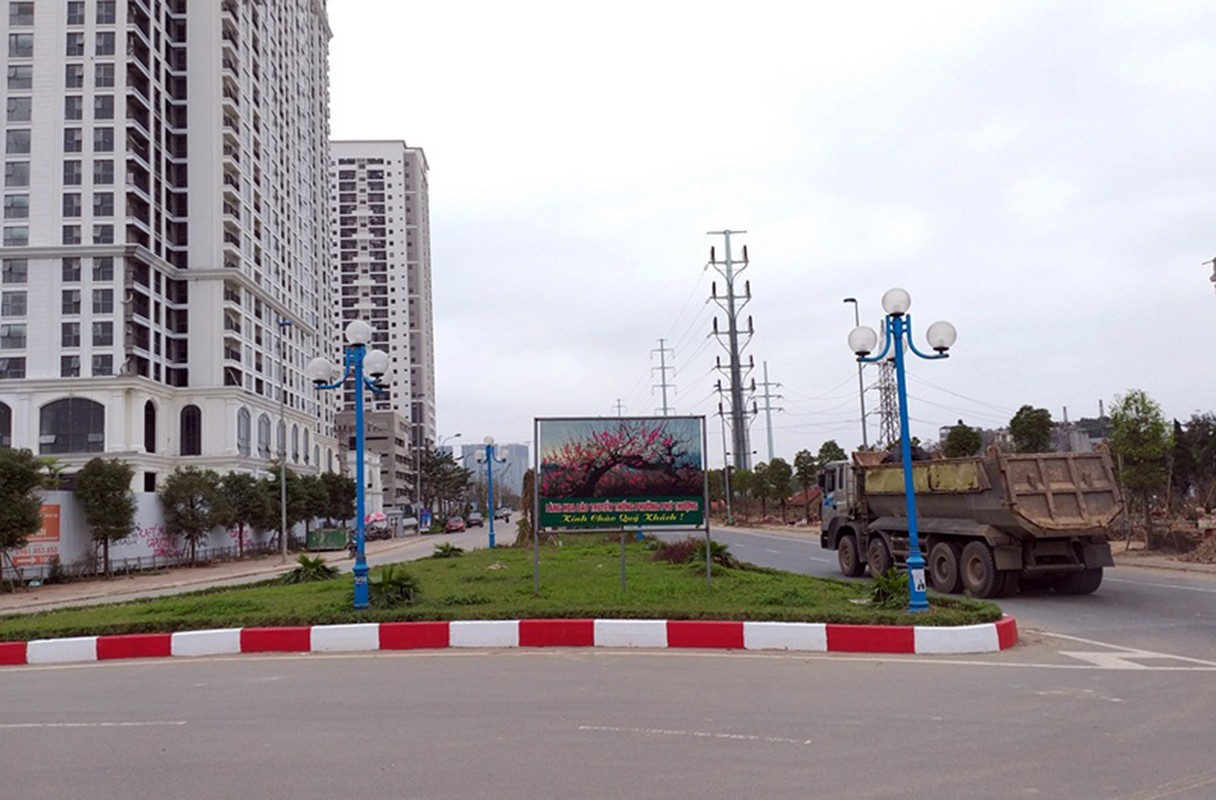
0, 448, 44, 562
320, 471, 356, 524
74, 457, 136, 578
264, 463, 306, 551
513, 468, 535, 547
818, 440, 846, 464
731, 468, 754, 522
420, 448, 471, 514
160, 468, 228, 565
539, 420, 700, 498
1173, 413, 1216, 511
298, 473, 329, 538
766, 457, 794, 523
1010, 405, 1053, 453
751, 462, 773, 518
1108, 389, 1171, 544
219, 471, 270, 558
943, 421, 983, 457
793, 449, 819, 524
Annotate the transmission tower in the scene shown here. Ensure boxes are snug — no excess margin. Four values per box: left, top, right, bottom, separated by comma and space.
708, 229, 756, 471
612, 398, 626, 417
651, 338, 675, 415
877, 361, 898, 447
757, 360, 783, 462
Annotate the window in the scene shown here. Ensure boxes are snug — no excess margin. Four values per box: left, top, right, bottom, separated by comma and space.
7, 33, 33, 58
66, 1, 84, 24
0, 356, 24, 379
63, 160, 82, 185
0, 401, 9, 447
144, 401, 156, 454
5, 130, 29, 155
95, 32, 115, 56
62, 225, 81, 245
65, 96, 83, 120
0, 322, 26, 348
62, 321, 80, 346
92, 257, 114, 281
7, 65, 31, 90
180, 405, 202, 456
92, 288, 114, 314
62, 258, 81, 282
64, 128, 83, 153
237, 407, 251, 456
60, 355, 80, 376
93, 160, 113, 184
91, 353, 112, 376
4, 162, 28, 186
96, 1, 116, 24
39, 398, 105, 454
92, 320, 113, 345
3, 195, 28, 219
65, 32, 84, 57
93, 192, 114, 216
94, 63, 114, 88
1, 290, 26, 316
8, 3, 33, 26
93, 127, 114, 152
93, 95, 114, 120
2, 226, 27, 246
63, 192, 82, 217
65, 63, 84, 88
6, 97, 31, 122
1, 258, 25, 283
92, 224, 113, 244
61, 289, 80, 314
292, 424, 299, 462
257, 413, 271, 457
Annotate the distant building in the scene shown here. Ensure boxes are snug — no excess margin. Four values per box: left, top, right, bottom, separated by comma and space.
459, 442, 529, 504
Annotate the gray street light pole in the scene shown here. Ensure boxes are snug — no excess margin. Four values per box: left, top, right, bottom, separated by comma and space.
843, 298, 869, 450
278, 318, 291, 563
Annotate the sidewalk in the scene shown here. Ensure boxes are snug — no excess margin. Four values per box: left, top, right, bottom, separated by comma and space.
0, 534, 444, 615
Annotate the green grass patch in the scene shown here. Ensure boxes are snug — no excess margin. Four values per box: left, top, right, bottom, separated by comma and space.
0, 538, 1000, 641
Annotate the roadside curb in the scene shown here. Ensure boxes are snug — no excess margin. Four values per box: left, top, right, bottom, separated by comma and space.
0, 616, 1017, 667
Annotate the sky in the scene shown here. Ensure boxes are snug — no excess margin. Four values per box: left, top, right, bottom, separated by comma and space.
326, 0, 1216, 469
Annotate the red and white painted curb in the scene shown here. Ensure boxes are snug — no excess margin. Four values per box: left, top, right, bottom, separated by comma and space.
0, 617, 1016, 667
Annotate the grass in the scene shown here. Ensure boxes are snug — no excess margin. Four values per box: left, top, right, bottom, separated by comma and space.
0, 538, 1001, 642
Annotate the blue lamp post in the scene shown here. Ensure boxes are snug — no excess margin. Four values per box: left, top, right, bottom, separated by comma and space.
848, 288, 957, 613
306, 320, 390, 610
476, 436, 507, 549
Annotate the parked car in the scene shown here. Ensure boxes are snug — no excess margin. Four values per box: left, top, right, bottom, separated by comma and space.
493, 508, 512, 523
466, 512, 485, 528
444, 516, 466, 533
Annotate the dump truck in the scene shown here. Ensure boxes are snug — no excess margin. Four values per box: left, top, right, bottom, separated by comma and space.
818, 449, 1121, 598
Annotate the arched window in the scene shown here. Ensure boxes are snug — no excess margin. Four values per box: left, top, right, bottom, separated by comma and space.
303, 428, 311, 464
0, 401, 11, 448
327, 447, 334, 472
39, 398, 105, 454
257, 414, 271, 458
143, 400, 157, 453
237, 407, 251, 456
291, 424, 299, 462
313, 444, 320, 468
180, 405, 201, 455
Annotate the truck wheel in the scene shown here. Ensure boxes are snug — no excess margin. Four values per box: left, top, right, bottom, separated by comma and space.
866, 538, 894, 578
928, 542, 962, 594
1053, 568, 1103, 595
996, 571, 1022, 598
837, 534, 866, 577
960, 541, 1001, 599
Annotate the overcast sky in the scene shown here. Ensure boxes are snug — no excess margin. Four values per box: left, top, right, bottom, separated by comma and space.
327, 0, 1216, 467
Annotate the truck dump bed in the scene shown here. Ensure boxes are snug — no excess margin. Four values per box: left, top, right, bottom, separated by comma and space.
860, 451, 1121, 538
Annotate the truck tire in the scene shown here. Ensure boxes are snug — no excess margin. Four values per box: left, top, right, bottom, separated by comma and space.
928, 541, 962, 594
867, 537, 894, 578
837, 534, 866, 577
1053, 568, 1103, 595
996, 570, 1021, 598
960, 541, 1001, 599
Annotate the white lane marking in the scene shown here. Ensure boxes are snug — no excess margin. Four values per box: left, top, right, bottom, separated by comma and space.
809, 556, 832, 563
579, 725, 811, 746
765, 549, 781, 554
0, 721, 186, 729
1044, 631, 1216, 670
1103, 576, 1216, 594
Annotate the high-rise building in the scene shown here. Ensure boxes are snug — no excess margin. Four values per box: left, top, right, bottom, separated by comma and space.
0, 0, 338, 486
329, 140, 435, 513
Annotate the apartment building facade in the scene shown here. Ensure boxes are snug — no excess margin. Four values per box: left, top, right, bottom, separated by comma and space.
0, 0, 338, 486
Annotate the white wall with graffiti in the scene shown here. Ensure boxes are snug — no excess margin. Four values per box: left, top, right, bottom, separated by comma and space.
2, 491, 285, 581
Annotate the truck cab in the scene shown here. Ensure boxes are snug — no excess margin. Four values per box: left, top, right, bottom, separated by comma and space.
818, 460, 856, 549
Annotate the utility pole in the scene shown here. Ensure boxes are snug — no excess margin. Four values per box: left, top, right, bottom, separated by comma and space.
716, 392, 734, 526
757, 360, 783, 462
651, 338, 675, 415
708, 229, 755, 472
843, 298, 869, 449
612, 398, 626, 417
1206, 256, 1216, 294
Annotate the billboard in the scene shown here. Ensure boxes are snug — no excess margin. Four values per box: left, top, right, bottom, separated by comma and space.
536, 416, 706, 530
10, 505, 61, 567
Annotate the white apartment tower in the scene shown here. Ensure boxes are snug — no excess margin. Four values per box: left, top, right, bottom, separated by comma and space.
329, 140, 436, 510
0, 0, 338, 486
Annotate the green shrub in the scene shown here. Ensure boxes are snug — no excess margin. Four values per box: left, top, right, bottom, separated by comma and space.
432, 543, 464, 559
370, 563, 419, 608
693, 538, 739, 569
651, 536, 701, 564
279, 554, 338, 585
869, 568, 909, 609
